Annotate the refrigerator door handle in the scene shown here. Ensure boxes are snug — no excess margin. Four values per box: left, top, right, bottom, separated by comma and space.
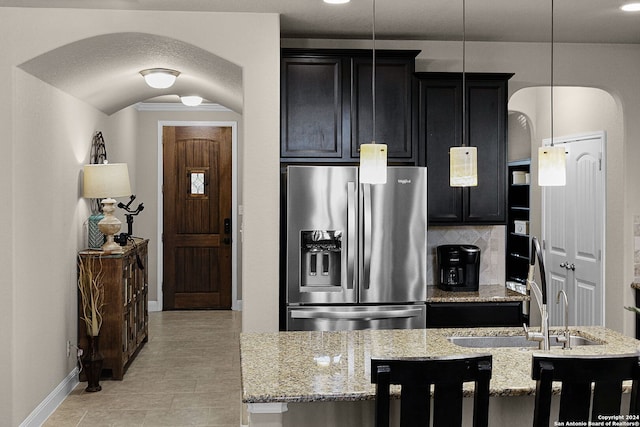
290, 307, 424, 320
347, 181, 357, 290
362, 184, 372, 289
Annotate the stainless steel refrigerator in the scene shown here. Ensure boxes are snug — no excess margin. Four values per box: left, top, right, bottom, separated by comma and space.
285, 165, 427, 331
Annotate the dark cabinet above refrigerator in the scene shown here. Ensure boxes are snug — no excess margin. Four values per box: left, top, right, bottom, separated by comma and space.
280, 49, 419, 163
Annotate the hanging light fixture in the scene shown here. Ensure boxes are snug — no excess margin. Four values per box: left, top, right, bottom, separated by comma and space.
359, 0, 387, 184
449, 0, 478, 187
538, 0, 566, 186
139, 68, 180, 89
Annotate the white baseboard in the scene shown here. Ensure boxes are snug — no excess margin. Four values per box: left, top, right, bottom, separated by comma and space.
148, 300, 162, 312
20, 367, 79, 427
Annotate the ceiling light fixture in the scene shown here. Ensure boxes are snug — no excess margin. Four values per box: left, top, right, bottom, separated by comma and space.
323, 0, 350, 4
139, 68, 180, 89
538, 0, 566, 186
449, 0, 478, 187
359, 0, 387, 185
180, 96, 203, 107
621, 3, 640, 12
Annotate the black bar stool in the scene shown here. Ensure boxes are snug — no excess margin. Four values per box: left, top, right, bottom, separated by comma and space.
371, 354, 492, 427
532, 353, 640, 426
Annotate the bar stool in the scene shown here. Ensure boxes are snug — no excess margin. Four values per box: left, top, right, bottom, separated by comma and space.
371, 354, 492, 427
532, 353, 640, 427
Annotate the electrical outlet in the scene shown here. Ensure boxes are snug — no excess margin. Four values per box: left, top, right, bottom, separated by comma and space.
66, 340, 71, 357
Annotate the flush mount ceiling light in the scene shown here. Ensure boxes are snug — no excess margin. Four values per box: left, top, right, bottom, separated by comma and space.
139, 68, 180, 89
621, 3, 640, 11
180, 96, 203, 107
323, 0, 350, 4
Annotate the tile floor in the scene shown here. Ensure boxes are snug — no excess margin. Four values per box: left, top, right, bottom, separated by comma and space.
43, 310, 243, 427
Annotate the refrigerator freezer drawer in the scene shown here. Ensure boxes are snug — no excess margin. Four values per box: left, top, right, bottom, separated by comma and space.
286, 304, 426, 331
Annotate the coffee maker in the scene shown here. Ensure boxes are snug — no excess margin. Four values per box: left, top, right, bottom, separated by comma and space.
436, 245, 480, 292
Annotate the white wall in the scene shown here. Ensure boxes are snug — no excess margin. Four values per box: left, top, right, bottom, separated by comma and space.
1, 8, 279, 426
10, 69, 136, 426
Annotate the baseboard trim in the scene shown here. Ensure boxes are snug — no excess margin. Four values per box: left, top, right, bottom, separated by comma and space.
148, 300, 162, 312
19, 367, 79, 427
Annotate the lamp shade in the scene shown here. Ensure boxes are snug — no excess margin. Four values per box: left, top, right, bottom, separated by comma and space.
450, 146, 478, 187
83, 163, 132, 199
360, 143, 387, 184
538, 146, 566, 186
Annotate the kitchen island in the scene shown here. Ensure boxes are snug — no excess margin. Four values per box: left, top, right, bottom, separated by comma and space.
241, 326, 639, 426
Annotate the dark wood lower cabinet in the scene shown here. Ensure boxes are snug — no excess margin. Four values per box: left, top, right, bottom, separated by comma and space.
426, 301, 523, 328
78, 239, 148, 380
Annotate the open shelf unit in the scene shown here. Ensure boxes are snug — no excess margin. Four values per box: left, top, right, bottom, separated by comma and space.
506, 160, 531, 285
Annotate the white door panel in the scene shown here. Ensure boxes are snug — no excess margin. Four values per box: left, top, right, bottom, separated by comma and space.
576, 280, 597, 326
542, 132, 605, 327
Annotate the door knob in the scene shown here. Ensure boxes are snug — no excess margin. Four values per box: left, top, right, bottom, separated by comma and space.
560, 262, 567, 268
569, 263, 575, 271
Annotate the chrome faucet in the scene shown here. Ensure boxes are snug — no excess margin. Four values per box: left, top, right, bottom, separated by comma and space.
523, 237, 550, 350
556, 290, 571, 349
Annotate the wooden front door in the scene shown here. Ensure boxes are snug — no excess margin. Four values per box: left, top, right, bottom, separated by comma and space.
163, 126, 232, 309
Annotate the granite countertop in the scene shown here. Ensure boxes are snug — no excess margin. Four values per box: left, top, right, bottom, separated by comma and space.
426, 284, 529, 303
240, 326, 639, 404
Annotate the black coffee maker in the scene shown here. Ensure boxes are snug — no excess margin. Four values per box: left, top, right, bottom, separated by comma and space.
436, 244, 481, 292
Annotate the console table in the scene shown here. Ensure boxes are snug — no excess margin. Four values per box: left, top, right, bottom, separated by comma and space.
78, 238, 149, 380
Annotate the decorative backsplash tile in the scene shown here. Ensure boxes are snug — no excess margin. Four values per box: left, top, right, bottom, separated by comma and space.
635, 215, 640, 282
427, 225, 506, 286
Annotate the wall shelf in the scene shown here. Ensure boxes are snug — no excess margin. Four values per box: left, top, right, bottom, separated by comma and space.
506, 160, 531, 285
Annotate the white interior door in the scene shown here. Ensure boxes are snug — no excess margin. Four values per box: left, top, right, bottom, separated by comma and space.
542, 132, 605, 327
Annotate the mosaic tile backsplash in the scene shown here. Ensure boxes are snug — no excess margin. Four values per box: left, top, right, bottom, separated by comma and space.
635, 215, 640, 282
427, 225, 506, 286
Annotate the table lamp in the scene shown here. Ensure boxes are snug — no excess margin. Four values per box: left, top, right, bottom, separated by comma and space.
83, 163, 132, 253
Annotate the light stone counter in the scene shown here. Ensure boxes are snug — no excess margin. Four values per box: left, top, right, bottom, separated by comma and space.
240, 327, 639, 426
426, 284, 529, 303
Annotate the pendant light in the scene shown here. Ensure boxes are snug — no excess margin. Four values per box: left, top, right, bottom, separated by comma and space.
449, 0, 478, 187
538, 0, 566, 186
360, 0, 388, 184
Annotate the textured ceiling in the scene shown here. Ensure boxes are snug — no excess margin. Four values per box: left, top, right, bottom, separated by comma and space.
8, 0, 640, 114
18, 33, 243, 115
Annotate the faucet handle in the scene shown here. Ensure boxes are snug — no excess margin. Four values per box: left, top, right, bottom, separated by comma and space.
523, 323, 544, 342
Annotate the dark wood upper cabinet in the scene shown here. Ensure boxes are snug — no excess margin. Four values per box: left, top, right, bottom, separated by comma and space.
351, 56, 415, 160
416, 72, 513, 224
281, 49, 419, 163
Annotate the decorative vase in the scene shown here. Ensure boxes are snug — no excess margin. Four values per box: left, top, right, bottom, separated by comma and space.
82, 335, 104, 392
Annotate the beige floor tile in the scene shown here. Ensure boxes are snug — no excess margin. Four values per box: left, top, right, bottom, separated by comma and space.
78, 409, 147, 426
45, 311, 242, 426
42, 408, 86, 426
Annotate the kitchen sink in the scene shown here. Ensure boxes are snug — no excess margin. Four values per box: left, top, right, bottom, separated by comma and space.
447, 334, 603, 348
